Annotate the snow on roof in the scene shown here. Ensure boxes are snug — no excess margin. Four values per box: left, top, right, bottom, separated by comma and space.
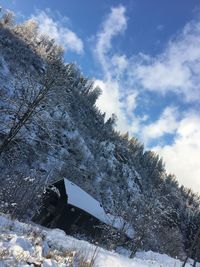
64, 178, 134, 238
64, 178, 109, 225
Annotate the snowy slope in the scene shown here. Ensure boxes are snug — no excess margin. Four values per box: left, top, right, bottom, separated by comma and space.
0, 213, 197, 267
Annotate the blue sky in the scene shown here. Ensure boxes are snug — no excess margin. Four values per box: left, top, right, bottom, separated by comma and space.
1, 0, 200, 192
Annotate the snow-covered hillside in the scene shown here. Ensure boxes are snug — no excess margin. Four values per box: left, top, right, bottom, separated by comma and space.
0, 214, 197, 267
1, 12, 200, 261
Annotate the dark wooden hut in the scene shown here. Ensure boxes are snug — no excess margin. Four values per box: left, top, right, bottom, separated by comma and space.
33, 179, 108, 239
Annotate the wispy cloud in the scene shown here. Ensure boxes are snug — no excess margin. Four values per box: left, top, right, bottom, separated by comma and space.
32, 10, 84, 54
132, 19, 200, 102
95, 5, 127, 78
94, 6, 140, 133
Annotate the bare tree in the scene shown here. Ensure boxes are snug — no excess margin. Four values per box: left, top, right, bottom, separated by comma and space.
0, 46, 68, 156
128, 197, 159, 258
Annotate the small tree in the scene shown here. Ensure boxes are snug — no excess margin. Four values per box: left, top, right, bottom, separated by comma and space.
129, 196, 160, 258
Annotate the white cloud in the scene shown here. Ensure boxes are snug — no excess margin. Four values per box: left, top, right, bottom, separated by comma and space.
95, 79, 140, 134
32, 10, 83, 54
95, 79, 128, 132
154, 113, 200, 193
110, 54, 129, 79
142, 106, 179, 145
95, 5, 127, 78
125, 92, 138, 113
132, 19, 200, 102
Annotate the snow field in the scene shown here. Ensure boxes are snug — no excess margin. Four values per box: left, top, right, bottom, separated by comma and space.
0, 213, 198, 267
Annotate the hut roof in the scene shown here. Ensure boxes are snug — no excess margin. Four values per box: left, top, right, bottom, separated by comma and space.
64, 179, 108, 224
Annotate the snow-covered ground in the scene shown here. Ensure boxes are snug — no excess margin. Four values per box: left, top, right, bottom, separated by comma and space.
0, 213, 198, 267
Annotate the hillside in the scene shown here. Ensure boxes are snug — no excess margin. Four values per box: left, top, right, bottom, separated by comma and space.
0, 11, 200, 262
